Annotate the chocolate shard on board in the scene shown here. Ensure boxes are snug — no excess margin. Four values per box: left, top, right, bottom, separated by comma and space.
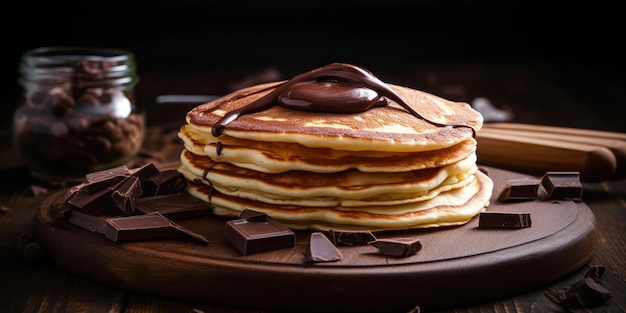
103, 212, 209, 244
135, 192, 212, 220
239, 208, 269, 222
478, 212, 531, 229
129, 162, 160, 182
304, 232, 343, 263
541, 171, 583, 200
557, 277, 613, 308
369, 237, 422, 257
85, 165, 130, 193
67, 210, 109, 234
111, 176, 142, 214
329, 229, 377, 246
141, 169, 188, 197
68, 186, 116, 215
498, 178, 539, 201
547, 266, 613, 309
225, 212, 295, 255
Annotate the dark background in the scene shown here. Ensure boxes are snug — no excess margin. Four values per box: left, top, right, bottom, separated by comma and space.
2, 0, 625, 139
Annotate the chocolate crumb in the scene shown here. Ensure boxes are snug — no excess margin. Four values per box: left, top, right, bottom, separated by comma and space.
479, 212, 531, 229
370, 237, 422, 257
304, 232, 342, 263
498, 178, 539, 201
541, 171, 583, 201
546, 265, 613, 309
329, 229, 377, 246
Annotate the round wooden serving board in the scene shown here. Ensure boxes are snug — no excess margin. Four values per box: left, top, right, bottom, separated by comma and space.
34, 167, 596, 313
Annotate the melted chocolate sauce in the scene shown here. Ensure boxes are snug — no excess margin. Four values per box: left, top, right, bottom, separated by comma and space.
211, 63, 475, 138
216, 141, 223, 156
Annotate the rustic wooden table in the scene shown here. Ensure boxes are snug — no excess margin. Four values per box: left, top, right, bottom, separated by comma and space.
1, 64, 625, 313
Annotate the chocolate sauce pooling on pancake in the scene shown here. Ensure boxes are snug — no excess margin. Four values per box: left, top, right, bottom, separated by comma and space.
211, 63, 476, 138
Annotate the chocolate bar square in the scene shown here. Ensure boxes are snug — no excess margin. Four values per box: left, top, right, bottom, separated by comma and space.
541, 172, 583, 200
225, 213, 295, 255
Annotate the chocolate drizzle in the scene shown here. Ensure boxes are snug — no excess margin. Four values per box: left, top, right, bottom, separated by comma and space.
211, 63, 476, 138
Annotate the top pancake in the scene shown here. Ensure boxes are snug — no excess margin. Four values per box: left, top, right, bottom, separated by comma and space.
186, 81, 483, 152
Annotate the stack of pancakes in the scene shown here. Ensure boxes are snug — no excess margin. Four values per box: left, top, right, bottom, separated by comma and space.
177, 64, 492, 231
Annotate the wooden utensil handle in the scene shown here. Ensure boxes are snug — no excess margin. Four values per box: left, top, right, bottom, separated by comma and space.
483, 123, 626, 141
476, 129, 617, 182
480, 125, 626, 180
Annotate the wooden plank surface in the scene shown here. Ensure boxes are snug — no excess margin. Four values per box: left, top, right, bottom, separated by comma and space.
32, 167, 595, 313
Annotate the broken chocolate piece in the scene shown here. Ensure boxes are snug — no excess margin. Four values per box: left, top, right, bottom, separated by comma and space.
111, 176, 142, 214
103, 213, 209, 244
370, 237, 422, 257
141, 169, 188, 197
498, 178, 539, 201
67, 210, 109, 233
68, 186, 116, 215
129, 162, 160, 182
135, 192, 212, 220
239, 208, 269, 222
85, 165, 131, 192
478, 212, 531, 229
559, 278, 613, 308
585, 265, 606, 281
541, 171, 583, 200
329, 229, 377, 246
225, 214, 295, 255
546, 265, 613, 309
304, 232, 343, 263
86, 165, 130, 182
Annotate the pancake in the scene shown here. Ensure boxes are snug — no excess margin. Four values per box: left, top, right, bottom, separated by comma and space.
179, 123, 477, 173
185, 169, 492, 231
185, 81, 482, 152
177, 63, 492, 232
179, 149, 479, 207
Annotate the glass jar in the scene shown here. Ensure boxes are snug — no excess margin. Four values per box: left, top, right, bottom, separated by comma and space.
13, 47, 144, 183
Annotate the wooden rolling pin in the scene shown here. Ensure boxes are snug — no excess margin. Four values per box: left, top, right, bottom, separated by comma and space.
476, 123, 626, 182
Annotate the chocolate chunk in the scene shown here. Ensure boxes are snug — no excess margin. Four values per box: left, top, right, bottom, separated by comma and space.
478, 212, 531, 229
135, 192, 212, 220
541, 171, 583, 200
369, 237, 422, 257
142, 169, 188, 197
225, 213, 295, 255
304, 232, 343, 263
557, 278, 613, 308
129, 162, 160, 182
239, 208, 269, 222
329, 229, 377, 246
585, 265, 606, 281
68, 186, 116, 215
103, 213, 209, 244
85, 165, 130, 193
67, 210, 108, 233
547, 266, 613, 309
498, 178, 539, 201
111, 176, 142, 214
